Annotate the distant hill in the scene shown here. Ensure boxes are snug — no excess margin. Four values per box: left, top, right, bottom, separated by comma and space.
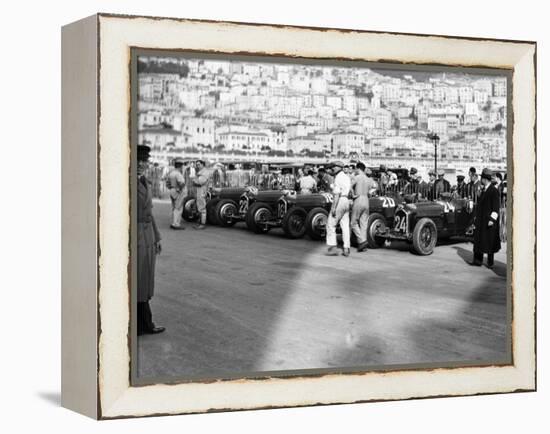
137, 59, 190, 77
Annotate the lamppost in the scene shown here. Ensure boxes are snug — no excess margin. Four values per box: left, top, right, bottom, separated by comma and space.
427, 132, 440, 174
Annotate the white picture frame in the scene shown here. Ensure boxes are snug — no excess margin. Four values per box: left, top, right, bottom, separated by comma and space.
61, 13, 536, 419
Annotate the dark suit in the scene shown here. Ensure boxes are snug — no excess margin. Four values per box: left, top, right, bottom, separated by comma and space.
434, 178, 451, 198
467, 180, 482, 202
473, 183, 501, 264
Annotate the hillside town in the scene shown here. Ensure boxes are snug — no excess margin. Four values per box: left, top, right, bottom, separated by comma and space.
137, 56, 507, 177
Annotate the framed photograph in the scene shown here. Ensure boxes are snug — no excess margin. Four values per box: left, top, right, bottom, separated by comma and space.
61, 13, 536, 419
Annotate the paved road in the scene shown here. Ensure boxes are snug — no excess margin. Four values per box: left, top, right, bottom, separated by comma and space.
137, 199, 509, 380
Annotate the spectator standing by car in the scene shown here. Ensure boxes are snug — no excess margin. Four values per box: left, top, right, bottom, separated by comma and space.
492, 171, 506, 243
470, 168, 501, 268
167, 157, 187, 230
434, 170, 451, 198
426, 170, 437, 200
192, 159, 209, 230
136, 145, 165, 336
378, 165, 389, 195
467, 167, 482, 203
317, 167, 333, 192
298, 168, 317, 194
350, 162, 376, 252
326, 161, 351, 257
403, 167, 419, 195
453, 175, 468, 198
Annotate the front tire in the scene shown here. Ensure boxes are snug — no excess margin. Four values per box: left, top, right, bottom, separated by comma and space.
182, 196, 199, 222
305, 207, 328, 240
366, 212, 386, 248
215, 199, 238, 227
246, 202, 273, 233
412, 217, 437, 255
282, 207, 307, 239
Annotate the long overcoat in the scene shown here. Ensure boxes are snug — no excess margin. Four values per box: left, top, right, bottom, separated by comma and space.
473, 183, 501, 254
137, 177, 161, 302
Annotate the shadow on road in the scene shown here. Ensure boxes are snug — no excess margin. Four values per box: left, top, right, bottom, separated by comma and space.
453, 246, 507, 278
327, 274, 510, 368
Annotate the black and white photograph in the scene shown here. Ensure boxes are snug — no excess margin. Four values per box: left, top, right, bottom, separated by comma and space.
133, 52, 511, 382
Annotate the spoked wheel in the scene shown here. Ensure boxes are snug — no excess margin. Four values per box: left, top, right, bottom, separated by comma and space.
412, 218, 437, 255
282, 207, 307, 239
305, 207, 328, 240
182, 196, 200, 222
245, 202, 273, 233
366, 212, 386, 248
215, 199, 238, 227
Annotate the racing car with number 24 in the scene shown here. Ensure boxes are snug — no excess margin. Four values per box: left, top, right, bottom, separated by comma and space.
373, 194, 476, 255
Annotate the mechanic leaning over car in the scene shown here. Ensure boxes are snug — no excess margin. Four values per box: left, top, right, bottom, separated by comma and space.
192, 159, 209, 230
326, 161, 352, 257
350, 162, 376, 253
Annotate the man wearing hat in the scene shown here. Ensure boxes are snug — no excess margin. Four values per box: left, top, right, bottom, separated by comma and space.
471, 168, 501, 268
454, 175, 467, 198
467, 167, 482, 203
326, 161, 351, 257
434, 169, 451, 199
191, 159, 209, 229
136, 145, 165, 336
166, 157, 187, 230
425, 169, 437, 200
403, 167, 419, 195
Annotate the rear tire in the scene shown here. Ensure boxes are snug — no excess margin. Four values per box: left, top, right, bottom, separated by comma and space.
182, 196, 199, 222
282, 207, 307, 239
366, 212, 386, 248
215, 199, 238, 227
206, 198, 220, 225
412, 218, 437, 255
305, 207, 328, 240
246, 202, 273, 233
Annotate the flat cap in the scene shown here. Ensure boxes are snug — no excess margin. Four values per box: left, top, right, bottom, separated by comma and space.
330, 160, 345, 168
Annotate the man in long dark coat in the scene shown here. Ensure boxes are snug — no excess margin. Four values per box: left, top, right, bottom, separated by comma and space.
137, 145, 165, 335
470, 168, 501, 268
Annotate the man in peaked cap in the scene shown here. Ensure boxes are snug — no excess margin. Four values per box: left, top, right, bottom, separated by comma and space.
403, 167, 420, 195
136, 145, 165, 336
454, 174, 467, 198
166, 157, 187, 230
467, 166, 482, 202
326, 161, 352, 257
471, 168, 501, 268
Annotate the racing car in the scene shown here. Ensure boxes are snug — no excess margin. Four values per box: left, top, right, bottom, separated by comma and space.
183, 186, 290, 228
373, 193, 476, 255
261, 191, 405, 241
